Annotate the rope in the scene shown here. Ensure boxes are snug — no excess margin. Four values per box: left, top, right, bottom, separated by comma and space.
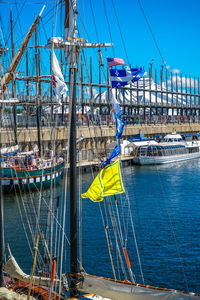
121, 165, 145, 284
58, 58, 74, 297
14, 0, 27, 38
111, 0, 129, 65
154, 166, 190, 292
102, 0, 115, 57
137, 0, 166, 65
107, 197, 128, 281
99, 202, 117, 280
89, 0, 99, 43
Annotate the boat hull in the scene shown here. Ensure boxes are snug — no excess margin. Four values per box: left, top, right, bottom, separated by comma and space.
133, 152, 200, 165
1, 161, 64, 192
80, 274, 199, 299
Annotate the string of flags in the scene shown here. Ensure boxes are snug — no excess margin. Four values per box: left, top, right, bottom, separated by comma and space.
107, 57, 146, 88
101, 57, 145, 169
81, 57, 145, 202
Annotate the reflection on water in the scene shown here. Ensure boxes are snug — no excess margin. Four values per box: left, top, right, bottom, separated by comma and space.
3, 158, 200, 293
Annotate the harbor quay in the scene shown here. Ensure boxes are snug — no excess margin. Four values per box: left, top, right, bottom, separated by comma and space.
1, 123, 200, 161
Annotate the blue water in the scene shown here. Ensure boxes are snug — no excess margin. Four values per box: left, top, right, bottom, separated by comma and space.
3, 159, 200, 294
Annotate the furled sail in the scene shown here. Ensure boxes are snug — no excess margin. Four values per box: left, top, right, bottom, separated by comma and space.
0, 287, 36, 300
4, 255, 60, 287
79, 274, 199, 300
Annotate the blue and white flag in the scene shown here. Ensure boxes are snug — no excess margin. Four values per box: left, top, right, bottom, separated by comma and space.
102, 140, 121, 167
110, 67, 146, 88
110, 89, 122, 118
115, 115, 126, 139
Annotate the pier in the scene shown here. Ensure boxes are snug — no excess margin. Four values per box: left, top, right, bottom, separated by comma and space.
1, 123, 200, 153
2, 63, 200, 162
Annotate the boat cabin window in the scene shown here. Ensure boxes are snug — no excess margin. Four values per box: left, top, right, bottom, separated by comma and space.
138, 145, 190, 157
164, 138, 182, 142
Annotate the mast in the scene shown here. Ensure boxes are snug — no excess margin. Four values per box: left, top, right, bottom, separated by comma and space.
0, 120, 3, 288
64, 0, 78, 296
0, 132, 3, 288
0, 46, 8, 287
0, 48, 5, 288
47, 0, 112, 296
10, 9, 18, 145
35, 23, 41, 157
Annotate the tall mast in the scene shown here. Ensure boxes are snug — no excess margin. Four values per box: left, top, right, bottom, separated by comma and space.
47, 0, 112, 296
65, 0, 78, 296
0, 121, 3, 288
35, 23, 41, 157
0, 46, 7, 287
0, 109, 3, 287
10, 9, 18, 145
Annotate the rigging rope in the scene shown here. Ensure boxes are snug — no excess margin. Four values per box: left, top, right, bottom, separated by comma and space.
137, 0, 166, 65
154, 166, 190, 292
99, 201, 117, 280
111, 0, 129, 66
89, 0, 99, 43
102, 0, 115, 57
14, 0, 27, 39
107, 197, 128, 281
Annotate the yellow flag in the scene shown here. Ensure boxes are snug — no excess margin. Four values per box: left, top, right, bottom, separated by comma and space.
81, 159, 124, 202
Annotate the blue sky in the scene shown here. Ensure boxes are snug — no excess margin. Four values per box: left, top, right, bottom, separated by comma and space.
0, 0, 200, 82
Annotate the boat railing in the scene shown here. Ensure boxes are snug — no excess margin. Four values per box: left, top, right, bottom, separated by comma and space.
1, 156, 63, 171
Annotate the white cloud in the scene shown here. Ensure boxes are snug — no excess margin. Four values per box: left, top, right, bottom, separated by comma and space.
171, 68, 181, 74
167, 75, 198, 88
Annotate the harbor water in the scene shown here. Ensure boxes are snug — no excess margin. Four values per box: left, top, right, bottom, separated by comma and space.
3, 158, 200, 294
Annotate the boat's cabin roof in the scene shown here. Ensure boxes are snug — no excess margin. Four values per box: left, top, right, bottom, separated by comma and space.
130, 140, 158, 147
163, 132, 183, 142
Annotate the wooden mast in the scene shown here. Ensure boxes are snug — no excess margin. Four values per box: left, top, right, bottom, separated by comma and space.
64, 0, 78, 296
10, 8, 18, 145
47, 1, 112, 296
0, 118, 3, 287
0, 47, 7, 288
35, 22, 41, 157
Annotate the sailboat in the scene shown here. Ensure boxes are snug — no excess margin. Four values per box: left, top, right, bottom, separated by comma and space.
0, 1, 199, 300
60, 1, 200, 298
0, 6, 64, 193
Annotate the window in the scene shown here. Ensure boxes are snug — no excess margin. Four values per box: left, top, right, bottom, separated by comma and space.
2, 180, 10, 186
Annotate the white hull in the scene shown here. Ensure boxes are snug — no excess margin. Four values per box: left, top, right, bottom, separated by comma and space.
133, 152, 200, 165
80, 274, 199, 299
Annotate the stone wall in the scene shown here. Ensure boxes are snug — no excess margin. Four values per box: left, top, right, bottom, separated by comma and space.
1, 123, 200, 153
